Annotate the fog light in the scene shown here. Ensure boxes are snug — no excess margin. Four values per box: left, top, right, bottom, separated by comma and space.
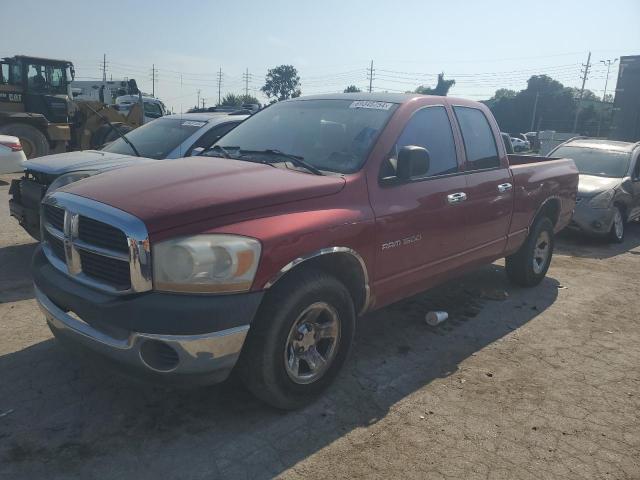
592, 220, 603, 229
139, 340, 180, 372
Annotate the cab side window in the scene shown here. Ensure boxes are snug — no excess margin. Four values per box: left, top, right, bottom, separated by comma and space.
0, 63, 8, 84
454, 106, 500, 170
381, 106, 458, 180
633, 155, 640, 180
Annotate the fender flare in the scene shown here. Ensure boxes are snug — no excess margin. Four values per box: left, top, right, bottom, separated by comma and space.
263, 246, 372, 315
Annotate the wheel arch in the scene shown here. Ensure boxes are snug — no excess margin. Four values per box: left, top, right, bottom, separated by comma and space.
532, 196, 561, 229
263, 247, 371, 316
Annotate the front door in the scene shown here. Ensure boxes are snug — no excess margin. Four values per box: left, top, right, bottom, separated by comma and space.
368, 105, 468, 303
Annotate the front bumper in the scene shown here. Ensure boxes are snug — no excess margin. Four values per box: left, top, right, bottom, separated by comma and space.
568, 199, 615, 236
32, 247, 264, 384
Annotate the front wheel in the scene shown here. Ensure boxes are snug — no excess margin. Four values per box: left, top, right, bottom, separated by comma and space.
237, 269, 355, 410
608, 206, 625, 243
506, 216, 555, 287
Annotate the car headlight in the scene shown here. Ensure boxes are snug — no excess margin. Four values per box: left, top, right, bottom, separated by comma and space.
589, 190, 614, 209
47, 170, 97, 193
153, 234, 261, 293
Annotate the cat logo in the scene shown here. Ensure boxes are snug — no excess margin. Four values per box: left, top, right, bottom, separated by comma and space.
0, 92, 22, 103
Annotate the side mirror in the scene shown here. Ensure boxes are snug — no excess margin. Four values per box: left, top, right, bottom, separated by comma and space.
190, 147, 205, 157
396, 145, 430, 181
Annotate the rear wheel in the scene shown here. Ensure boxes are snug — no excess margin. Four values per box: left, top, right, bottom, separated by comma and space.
506, 216, 555, 287
608, 206, 625, 243
237, 269, 355, 410
0, 123, 49, 158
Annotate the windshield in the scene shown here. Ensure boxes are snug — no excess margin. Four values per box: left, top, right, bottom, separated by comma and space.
27, 63, 68, 95
552, 145, 631, 178
101, 118, 205, 159
210, 99, 398, 173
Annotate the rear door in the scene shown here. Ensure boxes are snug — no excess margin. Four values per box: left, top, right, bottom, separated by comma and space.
452, 106, 514, 258
368, 105, 467, 298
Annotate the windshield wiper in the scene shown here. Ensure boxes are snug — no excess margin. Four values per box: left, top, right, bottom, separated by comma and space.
81, 102, 141, 157
239, 149, 324, 176
208, 144, 231, 158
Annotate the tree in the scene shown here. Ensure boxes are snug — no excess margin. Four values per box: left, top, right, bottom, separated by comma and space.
484, 74, 610, 135
220, 93, 242, 106
261, 65, 301, 101
220, 93, 260, 106
415, 73, 456, 96
344, 85, 361, 93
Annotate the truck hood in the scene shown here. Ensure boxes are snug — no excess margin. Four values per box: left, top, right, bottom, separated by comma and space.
24, 150, 150, 176
578, 174, 622, 197
63, 157, 346, 234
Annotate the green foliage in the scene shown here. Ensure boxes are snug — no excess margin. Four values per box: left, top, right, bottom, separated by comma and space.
261, 65, 301, 101
485, 75, 611, 136
220, 93, 260, 107
415, 73, 456, 96
220, 93, 242, 106
344, 85, 361, 93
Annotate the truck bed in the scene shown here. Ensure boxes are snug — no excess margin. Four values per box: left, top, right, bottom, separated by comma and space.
507, 154, 579, 239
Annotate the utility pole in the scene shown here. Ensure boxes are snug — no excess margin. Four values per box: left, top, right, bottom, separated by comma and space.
367, 60, 375, 93
572, 51, 591, 133
597, 58, 618, 137
600, 58, 618, 102
217, 67, 223, 105
101, 54, 107, 82
530, 91, 539, 132
242, 68, 251, 96
150, 64, 158, 97
201, 98, 206, 109
197, 89, 201, 109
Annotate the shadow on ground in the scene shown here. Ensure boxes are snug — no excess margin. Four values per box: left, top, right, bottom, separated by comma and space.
0, 264, 559, 479
0, 242, 37, 302
555, 221, 640, 260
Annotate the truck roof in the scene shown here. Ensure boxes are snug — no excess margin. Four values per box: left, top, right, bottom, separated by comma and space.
286, 92, 483, 107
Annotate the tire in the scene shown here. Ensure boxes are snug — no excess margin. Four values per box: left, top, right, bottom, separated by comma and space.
506, 216, 555, 287
608, 206, 625, 243
0, 123, 49, 159
237, 269, 356, 410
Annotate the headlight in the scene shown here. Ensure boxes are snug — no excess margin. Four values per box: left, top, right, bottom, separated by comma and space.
47, 170, 97, 193
153, 234, 261, 293
589, 190, 614, 209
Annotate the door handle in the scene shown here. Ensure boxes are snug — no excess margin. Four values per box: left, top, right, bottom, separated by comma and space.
497, 183, 513, 193
447, 192, 467, 205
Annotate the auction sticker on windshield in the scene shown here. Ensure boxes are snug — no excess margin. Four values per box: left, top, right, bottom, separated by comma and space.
349, 101, 394, 110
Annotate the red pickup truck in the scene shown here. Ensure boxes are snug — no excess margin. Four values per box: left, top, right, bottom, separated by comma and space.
32, 94, 578, 409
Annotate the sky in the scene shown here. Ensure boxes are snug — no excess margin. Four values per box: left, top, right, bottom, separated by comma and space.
2, 0, 639, 113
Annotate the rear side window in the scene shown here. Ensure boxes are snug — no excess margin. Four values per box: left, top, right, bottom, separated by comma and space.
454, 106, 500, 170
388, 106, 458, 178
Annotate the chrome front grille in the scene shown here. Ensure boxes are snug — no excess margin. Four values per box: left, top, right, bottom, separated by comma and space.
41, 192, 152, 295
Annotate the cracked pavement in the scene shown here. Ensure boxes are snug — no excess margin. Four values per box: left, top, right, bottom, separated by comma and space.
1, 173, 639, 479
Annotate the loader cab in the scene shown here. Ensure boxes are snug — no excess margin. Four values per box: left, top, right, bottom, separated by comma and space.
0, 55, 74, 124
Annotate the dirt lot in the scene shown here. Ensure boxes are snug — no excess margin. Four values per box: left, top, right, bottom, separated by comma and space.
1, 172, 639, 480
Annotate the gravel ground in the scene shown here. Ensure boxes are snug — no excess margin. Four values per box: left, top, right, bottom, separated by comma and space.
1, 172, 639, 479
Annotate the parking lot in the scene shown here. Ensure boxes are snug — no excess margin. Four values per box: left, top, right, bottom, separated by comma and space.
1, 172, 639, 479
